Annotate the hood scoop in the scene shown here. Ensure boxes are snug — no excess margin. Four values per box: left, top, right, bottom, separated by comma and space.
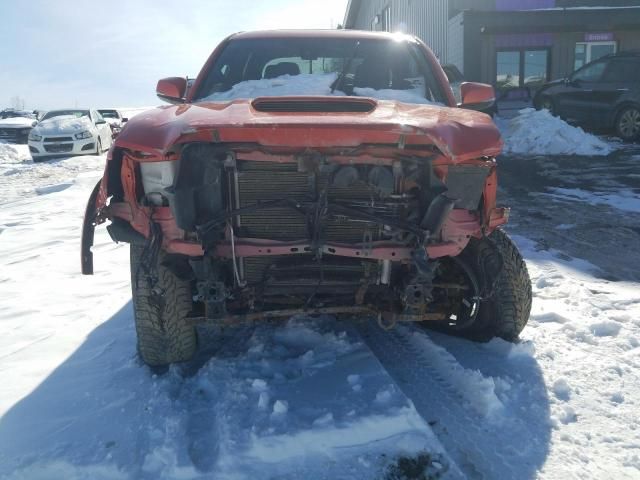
251, 97, 376, 113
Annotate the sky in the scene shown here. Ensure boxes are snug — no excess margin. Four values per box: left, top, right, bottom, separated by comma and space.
0, 0, 349, 110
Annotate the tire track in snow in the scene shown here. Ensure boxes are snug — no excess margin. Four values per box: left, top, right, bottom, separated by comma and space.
358, 322, 551, 480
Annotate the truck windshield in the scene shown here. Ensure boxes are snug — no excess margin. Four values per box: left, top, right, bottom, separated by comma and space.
193, 36, 447, 105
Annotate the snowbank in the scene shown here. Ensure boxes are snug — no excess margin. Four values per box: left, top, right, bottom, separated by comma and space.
0, 144, 26, 164
496, 108, 614, 156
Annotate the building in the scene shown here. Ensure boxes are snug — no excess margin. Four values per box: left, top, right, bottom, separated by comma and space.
343, 0, 640, 98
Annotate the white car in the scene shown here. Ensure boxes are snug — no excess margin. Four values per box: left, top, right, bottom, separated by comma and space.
0, 109, 38, 144
28, 109, 113, 161
97, 109, 128, 137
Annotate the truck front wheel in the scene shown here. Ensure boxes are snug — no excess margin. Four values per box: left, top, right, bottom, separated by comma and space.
130, 244, 197, 366
431, 229, 532, 342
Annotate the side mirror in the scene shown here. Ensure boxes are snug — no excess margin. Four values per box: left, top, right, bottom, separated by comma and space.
122, 117, 129, 123
459, 82, 496, 111
157, 77, 187, 104
95, 118, 106, 125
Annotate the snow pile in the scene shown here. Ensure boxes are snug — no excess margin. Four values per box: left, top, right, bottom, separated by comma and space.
35, 115, 93, 135
201, 73, 434, 104
497, 108, 614, 156
0, 150, 104, 204
0, 143, 27, 164
202, 73, 344, 102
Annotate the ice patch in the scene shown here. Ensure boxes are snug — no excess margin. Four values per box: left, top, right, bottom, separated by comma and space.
496, 108, 614, 156
546, 187, 640, 214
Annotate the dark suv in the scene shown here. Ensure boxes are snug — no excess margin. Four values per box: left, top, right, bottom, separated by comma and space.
534, 52, 640, 141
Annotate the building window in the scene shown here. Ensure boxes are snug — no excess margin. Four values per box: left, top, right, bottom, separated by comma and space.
496, 49, 549, 91
381, 6, 391, 32
497, 51, 520, 89
574, 41, 617, 70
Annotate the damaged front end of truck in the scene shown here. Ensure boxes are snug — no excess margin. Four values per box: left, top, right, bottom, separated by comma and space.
82, 97, 516, 341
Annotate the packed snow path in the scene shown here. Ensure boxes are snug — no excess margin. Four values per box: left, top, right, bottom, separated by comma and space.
0, 139, 639, 478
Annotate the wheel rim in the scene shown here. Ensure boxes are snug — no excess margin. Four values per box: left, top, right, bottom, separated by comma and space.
619, 108, 640, 138
541, 99, 553, 113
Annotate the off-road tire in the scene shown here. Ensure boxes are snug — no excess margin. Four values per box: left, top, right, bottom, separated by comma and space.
434, 229, 532, 342
130, 244, 197, 366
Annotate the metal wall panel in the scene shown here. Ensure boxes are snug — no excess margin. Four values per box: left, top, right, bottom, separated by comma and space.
447, 12, 465, 71
349, 0, 451, 63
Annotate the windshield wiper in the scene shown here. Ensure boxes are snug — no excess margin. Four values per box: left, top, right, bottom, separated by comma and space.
331, 41, 360, 94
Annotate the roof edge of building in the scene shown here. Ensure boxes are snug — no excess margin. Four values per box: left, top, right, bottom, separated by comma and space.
343, 0, 362, 29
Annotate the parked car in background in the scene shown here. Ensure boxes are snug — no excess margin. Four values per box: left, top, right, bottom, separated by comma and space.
97, 109, 128, 138
534, 51, 640, 141
442, 64, 497, 116
0, 109, 38, 144
28, 109, 113, 161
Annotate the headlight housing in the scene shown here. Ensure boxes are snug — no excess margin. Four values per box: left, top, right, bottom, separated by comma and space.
74, 130, 93, 140
28, 132, 42, 141
139, 161, 178, 205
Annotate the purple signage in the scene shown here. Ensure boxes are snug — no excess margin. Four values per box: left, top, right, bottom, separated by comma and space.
495, 0, 555, 11
584, 33, 615, 42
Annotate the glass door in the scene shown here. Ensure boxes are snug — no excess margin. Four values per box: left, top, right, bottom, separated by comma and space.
574, 42, 617, 70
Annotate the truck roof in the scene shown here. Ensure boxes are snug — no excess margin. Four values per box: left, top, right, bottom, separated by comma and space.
230, 29, 416, 42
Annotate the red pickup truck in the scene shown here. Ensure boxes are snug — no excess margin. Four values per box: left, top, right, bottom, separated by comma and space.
82, 30, 531, 366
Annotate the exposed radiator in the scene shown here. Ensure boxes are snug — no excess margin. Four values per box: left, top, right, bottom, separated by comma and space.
234, 160, 389, 285
235, 161, 383, 243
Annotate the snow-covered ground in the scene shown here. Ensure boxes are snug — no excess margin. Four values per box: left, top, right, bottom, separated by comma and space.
0, 109, 639, 478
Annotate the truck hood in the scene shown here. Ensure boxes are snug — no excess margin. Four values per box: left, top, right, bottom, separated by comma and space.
114, 98, 503, 162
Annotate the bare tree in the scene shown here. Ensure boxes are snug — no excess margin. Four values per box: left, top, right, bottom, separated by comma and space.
10, 95, 25, 110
